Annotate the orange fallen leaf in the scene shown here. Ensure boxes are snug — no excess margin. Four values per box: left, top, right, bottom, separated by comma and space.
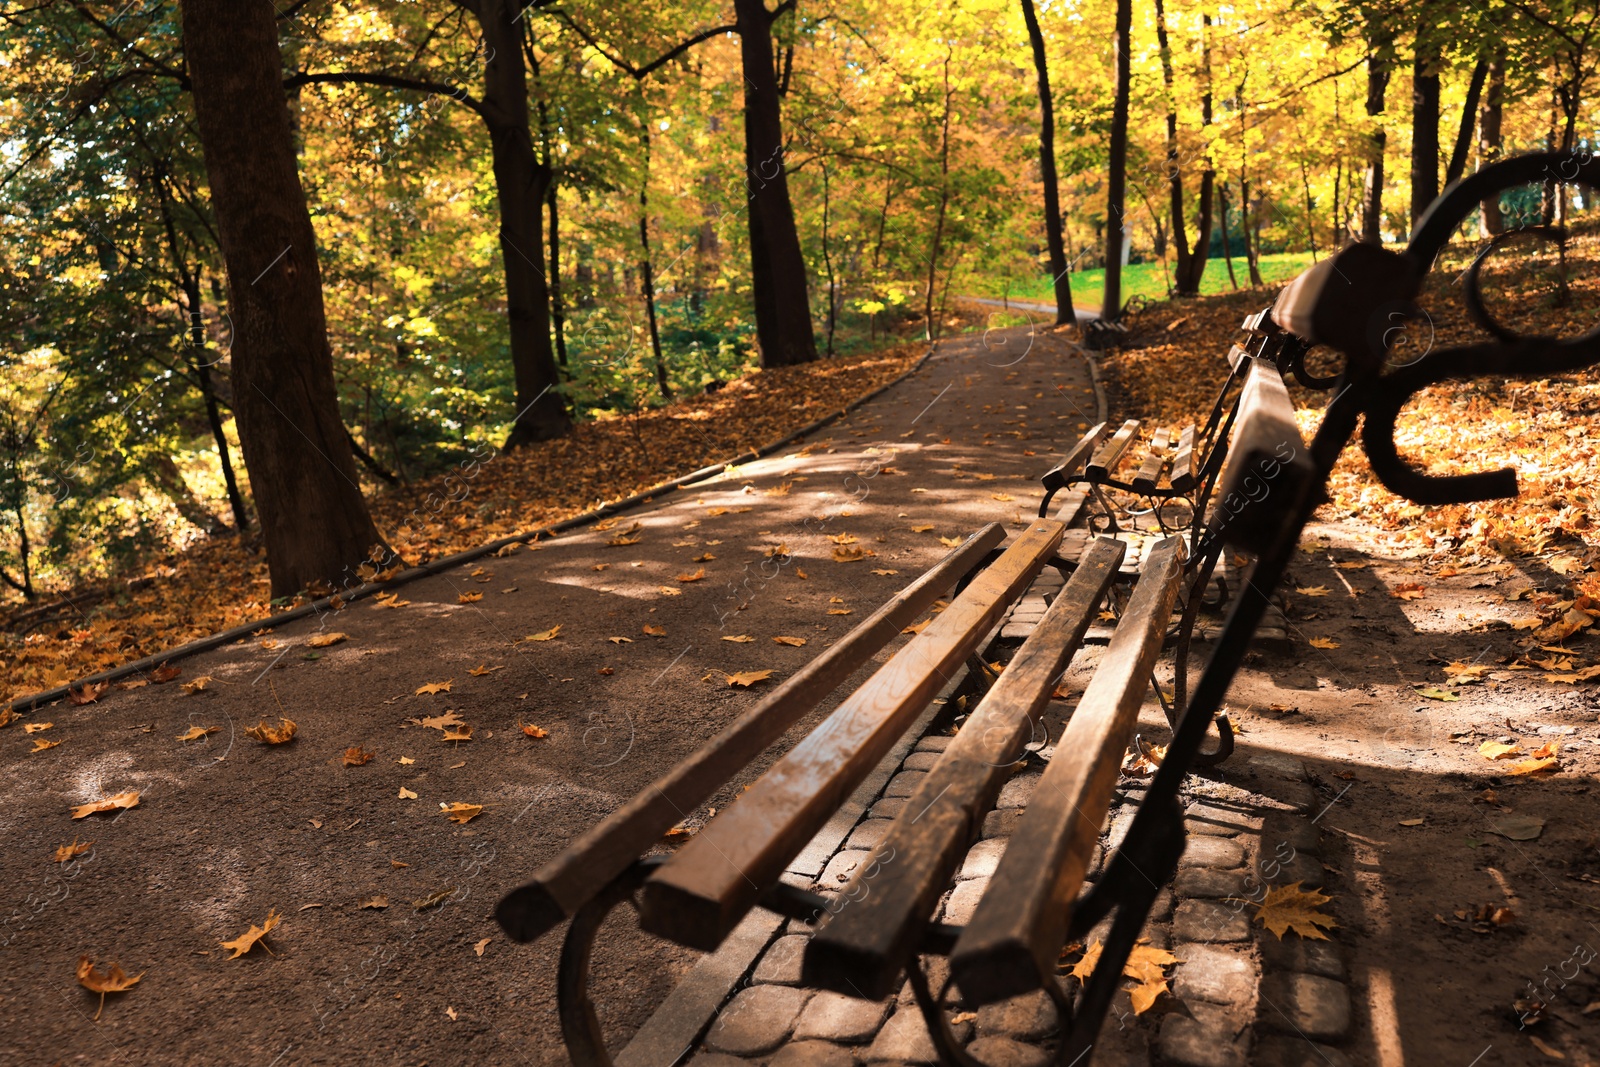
1479, 740, 1521, 761
440, 726, 473, 743
359, 895, 389, 910
220, 909, 282, 959
938, 536, 962, 547
526, 626, 562, 642
1251, 882, 1337, 940
71, 791, 139, 819
68, 682, 108, 705
474, 937, 491, 957
726, 670, 775, 688
1296, 586, 1331, 597
642, 624, 666, 637
1309, 637, 1340, 650
773, 636, 807, 647
693, 552, 716, 562
911, 524, 935, 533
416, 680, 454, 695
30, 738, 60, 752
76, 956, 142, 1020
23, 722, 52, 733
676, 568, 706, 583
1505, 757, 1560, 776
608, 636, 633, 644
307, 632, 348, 648
175, 725, 219, 742
467, 665, 504, 676
150, 664, 182, 683
55, 839, 91, 862
1532, 741, 1560, 759
520, 722, 548, 738
871, 568, 899, 576
180, 676, 214, 694
440, 802, 483, 824
1390, 582, 1427, 601
722, 634, 755, 643
343, 747, 375, 767
245, 718, 297, 744
411, 710, 467, 732
457, 592, 483, 604
398, 786, 418, 799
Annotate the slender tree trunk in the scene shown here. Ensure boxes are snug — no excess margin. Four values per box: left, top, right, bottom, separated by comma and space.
1299, 157, 1318, 262
1362, 43, 1391, 244
1236, 78, 1263, 287
1410, 36, 1441, 226
821, 163, 837, 356
1219, 182, 1238, 289
1332, 155, 1344, 247
548, 183, 568, 368
179, 271, 250, 531
1175, 13, 1216, 294
1445, 56, 1488, 187
1021, 0, 1075, 326
638, 122, 669, 399
924, 54, 954, 342
1102, 0, 1133, 320
1543, 68, 1559, 225
1153, 0, 1194, 295
181, 0, 391, 597
734, 0, 816, 367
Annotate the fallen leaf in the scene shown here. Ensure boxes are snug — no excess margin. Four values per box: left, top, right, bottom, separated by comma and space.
773, 636, 807, 647
68, 682, 108, 705
520, 722, 548, 738
1479, 741, 1521, 761
446, 1006, 459, 1021
1251, 882, 1337, 940
642, 624, 666, 637
307, 632, 348, 648
439, 726, 473, 743
76, 956, 142, 1020
832, 546, 869, 562
525, 626, 562, 642
1400, 817, 1426, 827
1390, 582, 1427, 600
871, 569, 899, 576
180, 676, 214, 694
474, 938, 491, 957
693, 552, 715, 562
415, 680, 454, 695
1066, 940, 1102, 984
1505, 757, 1560, 776
1532, 741, 1560, 759
413, 887, 457, 911
441, 802, 483, 824
23, 722, 52, 733
359, 895, 388, 910
31, 738, 59, 752
1530, 1035, 1566, 1060
150, 664, 182, 683
220, 909, 282, 959
245, 718, 297, 744
911, 524, 935, 533
54, 839, 91, 863
457, 592, 483, 604
467, 665, 504, 676
1296, 586, 1331, 597
1334, 561, 1368, 569
676, 568, 706, 583
175, 725, 219, 742
397, 756, 415, 765
1309, 637, 1340, 650
658, 586, 683, 596
1487, 815, 1545, 841
726, 670, 775, 688
343, 747, 375, 767
608, 636, 633, 644
411, 710, 467, 732
398, 786, 418, 799
71, 791, 140, 819
938, 536, 962, 547
827, 608, 853, 616
1416, 687, 1460, 701
722, 634, 756, 643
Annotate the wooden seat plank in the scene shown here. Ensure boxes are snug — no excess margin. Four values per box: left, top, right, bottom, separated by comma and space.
1168, 425, 1198, 492
1040, 421, 1108, 493
801, 537, 1127, 999
1130, 428, 1173, 493
1215, 358, 1317, 555
494, 525, 1008, 942
638, 521, 1068, 951
1085, 419, 1140, 480
948, 536, 1187, 1005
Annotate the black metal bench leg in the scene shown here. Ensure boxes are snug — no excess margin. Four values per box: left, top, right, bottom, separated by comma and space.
558, 859, 663, 1067
906, 961, 989, 1067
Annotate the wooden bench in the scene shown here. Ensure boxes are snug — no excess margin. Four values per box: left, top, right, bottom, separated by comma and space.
497, 150, 1600, 1066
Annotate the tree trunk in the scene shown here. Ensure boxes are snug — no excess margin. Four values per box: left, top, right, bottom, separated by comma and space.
1175, 13, 1216, 295
638, 121, 669, 399
1021, 0, 1075, 326
821, 163, 837, 356
181, 271, 250, 531
1410, 37, 1441, 226
1445, 56, 1488, 186
1153, 0, 1197, 295
479, 0, 569, 448
924, 54, 954, 343
734, 0, 817, 366
1299, 157, 1318, 262
1362, 45, 1390, 244
1102, 0, 1132, 320
548, 183, 568, 368
180, 0, 391, 598
1219, 182, 1238, 289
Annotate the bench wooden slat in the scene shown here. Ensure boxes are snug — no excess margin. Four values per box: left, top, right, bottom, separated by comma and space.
1226, 342, 1251, 371
1040, 421, 1108, 493
1130, 428, 1173, 493
801, 537, 1127, 999
1085, 419, 1140, 480
1215, 358, 1318, 554
948, 535, 1187, 1005
637, 521, 1067, 951
494, 524, 1009, 942
1167, 425, 1199, 492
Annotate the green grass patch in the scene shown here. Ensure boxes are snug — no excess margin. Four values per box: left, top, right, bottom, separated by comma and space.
973, 251, 1317, 311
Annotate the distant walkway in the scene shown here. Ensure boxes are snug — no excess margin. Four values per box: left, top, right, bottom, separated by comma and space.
961, 294, 1101, 327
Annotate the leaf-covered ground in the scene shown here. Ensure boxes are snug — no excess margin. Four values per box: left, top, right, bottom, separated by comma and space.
0, 345, 924, 704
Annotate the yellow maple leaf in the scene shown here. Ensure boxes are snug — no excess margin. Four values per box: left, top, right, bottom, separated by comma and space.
1251, 882, 1337, 940
1479, 740, 1521, 760
643, 624, 666, 636
722, 634, 756, 643
416, 680, 454, 694
307, 632, 348, 648
1296, 586, 1331, 597
467, 665, 504, 676
939, 536, 962, 547
30, 738, 59, 752
911, 524, 935, 533
220, 909, 282, 959
1309, 637, 1340, 650
23, 722, 52, 733
245, 718, 297, 744
526, 625, 562, 642
1504, 756, 1560, 776
76, 956, 143, 1020
71, 791, 140, 819
520, 722, 548, 738
54, 838, 91, 863
676, 568, 706, 583
342, 747, 374, 767
457, 592, 483, 604
179, 675, 214, 694
398, 786, 418, 799
440, 802, 483, 824
175, 725, 219, 742
726, 670, 775, 688
833, 546, 869, 562
773, 636, 807, 647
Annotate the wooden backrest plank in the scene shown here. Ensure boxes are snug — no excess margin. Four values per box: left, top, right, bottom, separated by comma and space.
1040, 421, 1108, 492
949, 536, 1187, 1005
1215, 358, 1317, 554
1130, 428, 1173, 493
638, 521, 1067, 951
1168, 425, 1198, 492
801, 538, 1128, 998
1086, 419, 1141, 480
493, 525, 1008, 943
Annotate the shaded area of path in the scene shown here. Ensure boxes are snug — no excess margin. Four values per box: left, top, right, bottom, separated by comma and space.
0, 325, 1096, 1066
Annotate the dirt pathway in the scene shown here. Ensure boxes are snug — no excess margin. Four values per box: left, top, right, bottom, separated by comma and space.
0, 325, 1097, 1066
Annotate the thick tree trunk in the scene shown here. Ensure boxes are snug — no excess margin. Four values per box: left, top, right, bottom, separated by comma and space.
1021, 0, 1075, 326
180, 0, 391, 598
735, 0, 817, 366
1175, 13, 1216, 295
479, 0, 569, 449
1102, 0, 1132, 320
1410, 38, 1441, 226
1445, 57, 1488, 186
1362, 46, 1390, 244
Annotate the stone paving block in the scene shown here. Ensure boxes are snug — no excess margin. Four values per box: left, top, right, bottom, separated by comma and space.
1248, 752, 1308, 781
753, 934, 811, 985
703, 985, 812, 1056
1103, 808, 1137, 852
965, 1036, 1051, 1067
688, 1054, 749, 1067
1259, 850, 1325, 890
975, 990, 1059, 1040
997, 773, 1040, 809
869, 798, 908, 820
1184, 801, 1261, 836
1172, 943, 1257, 1004
846, 819, 893, 852
1252, 1037, 1354, 1067
1175, 867, 1250, 900
1258, 937, 1344, 980
1001, 623, 1035, 640
982, 808, 1024, 839
902, 750, 942, 772
957, 838, 1008, 880
1179, 836, 1245, 870
1157, 1000, 1248, 1067
820, 850, 873, 887
1173, 900, 1253, 943
1149, 888, 1174, 923
884, 771, 928, 799
769, 1042, 857, 1067
1258, 972, 1351, 1041
864, 1006, 972, 1063
1262, 814, 1322, 854
793, 990, 893, 1044
915, 734, 953, 753
942, 877, 989, 924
